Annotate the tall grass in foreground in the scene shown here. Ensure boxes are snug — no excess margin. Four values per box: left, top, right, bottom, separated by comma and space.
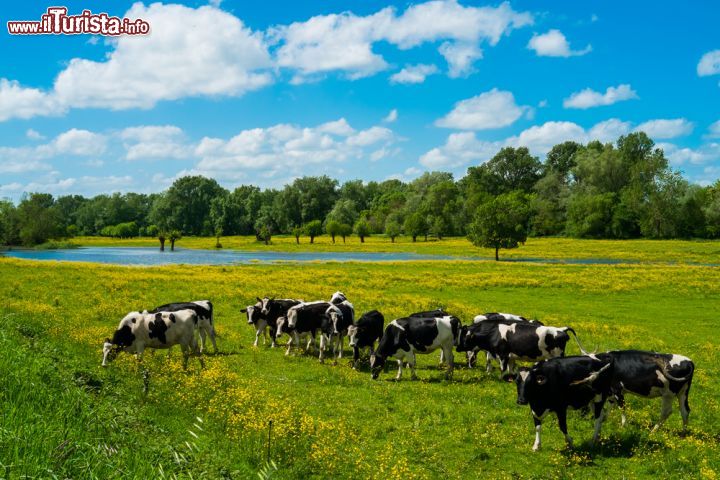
0, 253, 719, 478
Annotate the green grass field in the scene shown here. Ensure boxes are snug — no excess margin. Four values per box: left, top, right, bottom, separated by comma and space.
1, 238, 719, 479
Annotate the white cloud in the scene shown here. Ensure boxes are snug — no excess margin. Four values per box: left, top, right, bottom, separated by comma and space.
708, 120, 720, 138
0, 157, 52, 174
25, 129, 45, 140
0, 78, 63, 122
420, 131, 497, 168
527, 29, 591, 57
195, 119, 396, 181
563, 84, 638, 109
587, 118, 632, 143
435, 88, 527, 130
635, 118, 694, 139
121, 125, 189, 160
508, 121, 586, 154
51, 129, 107, 156
383, 109, 398, 123
271, 0, 532, 82
658, 142, 720, 166
390, 64, 439, 84
697, 50, 720, 77
439, 41, 482, 77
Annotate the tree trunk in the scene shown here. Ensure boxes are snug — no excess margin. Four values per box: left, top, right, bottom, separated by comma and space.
159, 237, 165, 251
495, 247, 499, 261
391, 236, 395, 243
412, 235, 417, 242
331, 234, 336, 244
424, 234, 428, 242
342, 235, 346, 243
295, 236, 299, 244
264, 237, 269, 245
310, 236, 315, 244
360, 235, 365, 243
170, 239, 176, 251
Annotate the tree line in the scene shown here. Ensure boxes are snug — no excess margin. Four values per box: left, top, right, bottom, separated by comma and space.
1, 132, 719, 252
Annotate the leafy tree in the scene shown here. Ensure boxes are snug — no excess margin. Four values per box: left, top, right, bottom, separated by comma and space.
16, 193, 62, 246
0, 200, 20, 245
325, 199, 359, 226
258, 225, 271, 245
325, 220, 341, 243
169, 230, 182, 251
353, 218, 371, 243
545, 141, 580, 178
481, 147, 542, 194
467, 192, 530, 261
403, 212, 427, 242
304, 220, 323, 244
429, 216, 447, 239
160, 176, 227, 236
384, 217, 401, 243
338, 223, 352, 243
292, 226, 303, 244
530, 173, 568, 236
146, 225, 159, 237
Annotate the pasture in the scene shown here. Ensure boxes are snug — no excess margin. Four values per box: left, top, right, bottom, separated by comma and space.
1, 239, 719, 479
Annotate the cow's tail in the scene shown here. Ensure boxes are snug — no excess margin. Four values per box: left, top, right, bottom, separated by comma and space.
657, 358, 694, 383
564, 327, 589, 355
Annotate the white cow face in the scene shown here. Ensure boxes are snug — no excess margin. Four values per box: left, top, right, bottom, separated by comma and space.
330, 291, 347, 304
347, 325, 359, 347
276, 317, 287, 338
101, 339, 115, 366
260, 297, 273, 316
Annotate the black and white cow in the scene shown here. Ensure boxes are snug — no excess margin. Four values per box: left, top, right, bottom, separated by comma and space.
330, 291, 348, 305
278, 301, 331, 356
468, 313, 544, 370
347, 310, 385, 369
515, 354, 614, 451
319, 300, 355, 363
243, 297, 301, 347
102, 309, 204, 370
149, 301, 216, 353
370, 315, 460, 381
457, 319, 587, 379
603, 350, 694, 433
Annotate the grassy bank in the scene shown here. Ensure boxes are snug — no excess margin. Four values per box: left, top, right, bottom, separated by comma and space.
74, 235, 720, 264
1, 249, 719, 478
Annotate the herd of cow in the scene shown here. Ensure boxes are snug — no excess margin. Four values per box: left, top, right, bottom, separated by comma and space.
101, 292, 695, 452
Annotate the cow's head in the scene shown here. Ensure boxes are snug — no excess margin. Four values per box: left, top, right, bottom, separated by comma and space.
101, 338, 119, 366
455, 325, 472, 352
330, 291, 347, 304
286, 308, 299, 329
260, 297, 274, 316
515, 366, 545, 405
327, 305, 343, 335
347, 325, 359, 347
275, 316, 288, 338
369, 353, 385, 379
241, 300, 263, 325
102, 312, 141, 366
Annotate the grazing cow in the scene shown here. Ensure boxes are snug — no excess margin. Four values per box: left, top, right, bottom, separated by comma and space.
604, 350, 694, 433
457, 319, 587, 379
370, 315, 460, 381
102, 309, 204, 370
243, 297, 301, 347
149, 301, 216, 353
348, 310, 385, 369
330, 291, 348, 304
515, 354, 614, 451
468, 313, 544, 370
278, 301, 331, 356
319, 301, 355, 363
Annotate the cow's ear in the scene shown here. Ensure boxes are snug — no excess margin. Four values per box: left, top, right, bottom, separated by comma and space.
169, 313, 176, 323
256, 297, 262, 303
105, 337, 111, 343
535, 374, 547, 385
240, 308, 247, 313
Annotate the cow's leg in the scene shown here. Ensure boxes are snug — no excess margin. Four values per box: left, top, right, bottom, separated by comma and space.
395, 358, 404, 380
285, 332, 296, 356
532, 416, 542, 452
614, 392, 627, 427
352, 346, 360, 370
486, 352, 494, 373
556, 408, 573, 449
442, 346, 454, 380
678, 384, 691, 434
499, 355, 511, 380
338, 335, 344, 359
198, 327, 207, 353
439, 350, 444, 365
253, 327, 262, 347
319, 334, 327, 362
591, 397, 607, 446
408, 353, 418, 381
652, 394, 674, 432
181, 344, 190, 370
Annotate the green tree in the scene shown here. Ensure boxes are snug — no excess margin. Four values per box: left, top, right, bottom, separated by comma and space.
304, 220, 323, 244
0, 200, 20, 245
16, 193, 62, 246
467, 192, 530, 261
353, 218, 371, 243
403, 212, 427, 242
169, 230, 182, 251
384, 217, 401, 243
325, 220, 341, 243
292, 226, 303, 244
160, 176, 227, 236
338, 223, 352, 243
544, 141, 580, 178
258, 225, 271, 245
325, 199, 359, 226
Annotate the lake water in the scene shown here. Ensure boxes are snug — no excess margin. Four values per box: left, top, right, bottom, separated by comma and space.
0, 246, 464, 265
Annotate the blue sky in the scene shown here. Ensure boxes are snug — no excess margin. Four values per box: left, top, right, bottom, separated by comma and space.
1, 1, 719, 201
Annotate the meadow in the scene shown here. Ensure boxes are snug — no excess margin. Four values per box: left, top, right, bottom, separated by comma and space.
1, 238, 719, 479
